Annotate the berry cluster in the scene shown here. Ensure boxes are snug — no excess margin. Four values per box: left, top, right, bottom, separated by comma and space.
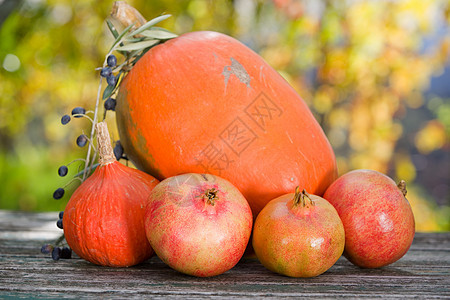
52, 55, 126, 201
41, 244, 72, 260
101, 55, 118, 113
56, 211, 64, 229
40, 212, 72, 260
100, 55, 118, 86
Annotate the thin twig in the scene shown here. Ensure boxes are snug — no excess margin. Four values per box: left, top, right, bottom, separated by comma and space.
66, 158, 86, 166
82, 76, 103, 181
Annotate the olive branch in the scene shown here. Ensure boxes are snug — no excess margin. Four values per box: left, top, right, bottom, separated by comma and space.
44, 6, 177, 260
53, 10, 176, 200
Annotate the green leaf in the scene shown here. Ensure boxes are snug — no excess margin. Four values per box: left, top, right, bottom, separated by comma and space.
139, 29, 177, 40
102, 84, 115, 100
109, 22, 136, 52
115, 39, 159, 51
123, 36, 147, 43
150, 26, 173, 33
129, 14, 171, 36
106, 19, 119, 39
126, 49, 142, 59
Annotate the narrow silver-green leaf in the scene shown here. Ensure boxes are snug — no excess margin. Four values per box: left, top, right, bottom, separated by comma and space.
129, 14, 171, 36
151, 26, 172, 33
139, 29, 177, 40
123, 36, 146, 43
102, 84, 115, 100
109, 22, 136, 52
115, 39, 159, 51
106, 19, 119, 39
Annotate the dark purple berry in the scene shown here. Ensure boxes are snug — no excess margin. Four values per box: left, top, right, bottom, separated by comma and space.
41, 244, 53, 254
58, 211, 64, 219
53, 188, 65, 200
100, 66, 112, 77
113, 141, 124, 160
106, 74, 117, 87
60, 247, 72, 259
52, 247, 61, 260
56, 219, 63, 229
107, 55, 117, 67
104, 98, 116, 111
71, 107, 86, 118
76, 134, 88, 147
61, 114, 71, 125
58, 165, 68, 177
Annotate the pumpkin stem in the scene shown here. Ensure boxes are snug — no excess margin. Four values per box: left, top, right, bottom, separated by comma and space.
110, 1, 147, 32
397, 180, 407, 196
203, 188, 219, 206
95, 122, 116, 166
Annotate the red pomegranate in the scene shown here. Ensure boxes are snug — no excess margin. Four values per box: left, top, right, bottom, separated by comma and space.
324, 169, 415, 268
253, 187, 345, 277
144, 173, 253, 277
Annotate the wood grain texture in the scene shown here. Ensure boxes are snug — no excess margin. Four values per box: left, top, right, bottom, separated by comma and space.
0, 210, 449, 299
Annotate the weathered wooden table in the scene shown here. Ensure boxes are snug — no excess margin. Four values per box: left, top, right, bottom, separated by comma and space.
0, 210, 449, 299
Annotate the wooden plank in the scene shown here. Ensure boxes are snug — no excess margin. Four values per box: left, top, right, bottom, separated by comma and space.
0, 210, 61, 241
0, 210, 449, 298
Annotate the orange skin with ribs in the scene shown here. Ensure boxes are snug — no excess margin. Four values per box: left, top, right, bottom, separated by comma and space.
116, 31, 337, 218
63, 161, 159, 267
252, 188, 345, 277
144, 173, 253, 277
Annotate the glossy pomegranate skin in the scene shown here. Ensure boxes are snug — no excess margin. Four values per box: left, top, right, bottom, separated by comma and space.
324, 169, 415, 268
144, 173, 253, 277
116, 31, 337, 217
252, 190, 345, 277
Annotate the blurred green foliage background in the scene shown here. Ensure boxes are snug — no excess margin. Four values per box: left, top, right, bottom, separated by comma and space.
0, 0, 449, 231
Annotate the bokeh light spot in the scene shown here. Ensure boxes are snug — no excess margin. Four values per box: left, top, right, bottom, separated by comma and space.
3, 54, 21, 72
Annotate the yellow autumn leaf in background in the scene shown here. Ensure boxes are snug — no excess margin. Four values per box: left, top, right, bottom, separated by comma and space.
415, 121, 447, 155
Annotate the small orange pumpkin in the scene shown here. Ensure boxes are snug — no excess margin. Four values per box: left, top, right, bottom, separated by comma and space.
63, 122, 159, 267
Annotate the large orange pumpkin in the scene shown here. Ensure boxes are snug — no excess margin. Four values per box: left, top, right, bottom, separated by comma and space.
116, 31, 337, 216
